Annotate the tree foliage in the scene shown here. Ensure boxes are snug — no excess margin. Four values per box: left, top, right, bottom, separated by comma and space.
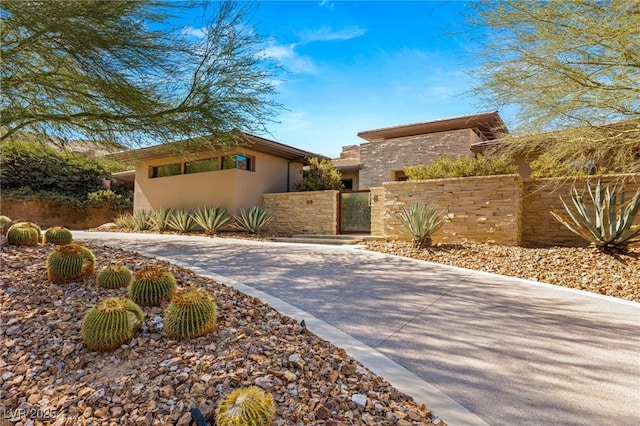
0, 0, 280, 148
294, 157, 343, 191
466, 0, 640, 175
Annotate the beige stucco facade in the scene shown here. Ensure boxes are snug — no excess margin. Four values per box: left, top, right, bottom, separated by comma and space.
132, 147, 304, 213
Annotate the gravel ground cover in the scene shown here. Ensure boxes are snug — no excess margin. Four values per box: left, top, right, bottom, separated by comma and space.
364, 240, 640, 303
0, 243, 441, 426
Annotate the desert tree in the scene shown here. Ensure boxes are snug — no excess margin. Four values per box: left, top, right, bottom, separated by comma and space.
465, 0, 640, 175
0, 0, 281, 149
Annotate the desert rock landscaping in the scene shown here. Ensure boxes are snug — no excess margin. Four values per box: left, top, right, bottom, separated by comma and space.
1, 243, 442, 426
364, 241, 640, 303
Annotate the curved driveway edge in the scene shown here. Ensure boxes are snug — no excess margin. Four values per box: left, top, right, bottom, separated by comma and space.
73, 232, 640, 426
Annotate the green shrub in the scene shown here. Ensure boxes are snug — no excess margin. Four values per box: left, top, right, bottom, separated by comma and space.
192, 206, 230, 234
396, 204, 445, 249
551, 181, 640, 251
232, 206, 272, 234
167, 209, 194, 232
0, 141, 132, 207
87, 189, 132, 211
404, 156, 517, 180
294, 157, 343, 191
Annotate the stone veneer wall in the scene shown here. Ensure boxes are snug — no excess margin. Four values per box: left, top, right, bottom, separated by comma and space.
0, 198, 124, 229
521, 174, 640, 247
381, 175, 523, 246
359, 128, 481, 189
369, 187, 385, 237
263, 191, 339, 236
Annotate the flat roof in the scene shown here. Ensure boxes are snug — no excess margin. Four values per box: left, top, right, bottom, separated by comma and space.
106, 132, 327, 164
357, 111, 508, 142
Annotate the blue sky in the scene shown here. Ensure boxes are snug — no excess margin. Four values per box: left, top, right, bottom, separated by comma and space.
190, 1, 502, 158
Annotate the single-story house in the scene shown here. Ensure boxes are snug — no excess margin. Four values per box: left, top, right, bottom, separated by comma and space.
108, 133, 325, 213
333, 111, 509, 189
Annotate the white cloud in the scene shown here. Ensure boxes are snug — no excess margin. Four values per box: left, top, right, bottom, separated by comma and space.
261, 43, 317, 74
318, 0, 334, 10
301, 25, 365, 43
182, 26, 207, 39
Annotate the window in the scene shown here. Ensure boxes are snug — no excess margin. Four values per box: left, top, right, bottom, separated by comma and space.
341, 178, 353, 190
150, 163, 181, 178
394, 170, 408, 182
185, 157, 219, 174
222, 154, 253, 171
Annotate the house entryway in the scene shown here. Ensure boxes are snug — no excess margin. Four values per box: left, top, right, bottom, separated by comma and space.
339, 190, 371, 234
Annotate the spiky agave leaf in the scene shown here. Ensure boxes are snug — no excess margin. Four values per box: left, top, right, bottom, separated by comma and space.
46, 244, 95, 283
215, 386, 276, 426
164, 288, 217, 339
43, 226, 73, 245
97, 263, 133, 289
395, 204, 445, 249
192, 206, 230, 234
551, 181, 640, 250
81, 297, 143, 351
232, 206, 272, 234
167, 209, 194, 232
128, 267, 177, 306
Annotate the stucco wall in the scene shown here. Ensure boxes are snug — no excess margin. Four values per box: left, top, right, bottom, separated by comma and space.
521, 174, 640, 247
359, 128, 482, 189
381, 175, 523, 246
0, 198, 122, 229
263, 191, 339, 236
133, 148, 303, 213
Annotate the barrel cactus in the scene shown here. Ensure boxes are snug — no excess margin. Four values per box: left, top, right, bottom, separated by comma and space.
164, 289, 217, 339
81, 297, 143, 351
97, 264, 134, 289
128, 267, 177, 306
6, 222, 40, 246
43, 226, 73, 245
46, 244, 95, 284
0, 215, 11, 224
215, 386, 276, 426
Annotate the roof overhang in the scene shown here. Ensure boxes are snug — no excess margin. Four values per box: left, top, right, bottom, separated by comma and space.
106, 132, 327, 164
357, 111, 508, 142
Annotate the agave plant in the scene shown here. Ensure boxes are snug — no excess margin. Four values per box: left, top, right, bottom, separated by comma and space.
215, 386, 276, 426
150, 207, 173, 232
192, 206, 230, 234
396, 203, 444, 249
551, 181, 640, 250
167, 209, 194, 232
232, 206, 272, 234
115, 213, 137, 231
132, 210, 152, 231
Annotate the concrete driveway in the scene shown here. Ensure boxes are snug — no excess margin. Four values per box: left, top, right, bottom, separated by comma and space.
73, 232, 640, 426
